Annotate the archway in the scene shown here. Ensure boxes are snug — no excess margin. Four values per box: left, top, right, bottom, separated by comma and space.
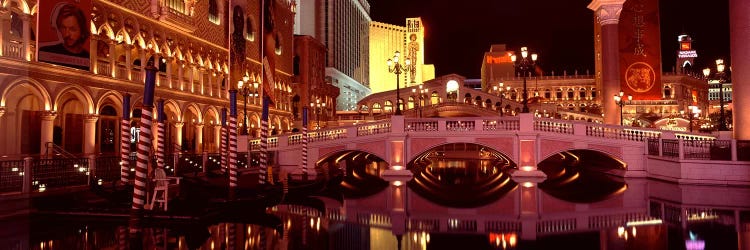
406, 143, 517, 208
537, 149, 627, 203
316, 150, 389, 198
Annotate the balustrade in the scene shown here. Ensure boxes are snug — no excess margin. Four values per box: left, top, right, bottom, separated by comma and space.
3, 41, 23, 59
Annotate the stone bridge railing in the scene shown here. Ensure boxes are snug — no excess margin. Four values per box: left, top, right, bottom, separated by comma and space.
248, 115, 750, 163
254, 115, 716, 146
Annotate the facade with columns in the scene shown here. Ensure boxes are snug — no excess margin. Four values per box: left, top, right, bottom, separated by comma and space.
0, 0, 307, 158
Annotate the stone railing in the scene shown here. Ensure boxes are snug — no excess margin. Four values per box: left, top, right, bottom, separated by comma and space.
647, 138, 748, 161
357, 121, 392, 136
2, 41, 24, 60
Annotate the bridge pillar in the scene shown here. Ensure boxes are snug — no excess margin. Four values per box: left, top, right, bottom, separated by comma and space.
512, 114, 547, 180
513, 178, 543, 240
383, 171, 412, 240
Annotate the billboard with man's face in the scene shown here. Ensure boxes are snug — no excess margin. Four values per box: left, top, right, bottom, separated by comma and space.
37, 0, 91, 71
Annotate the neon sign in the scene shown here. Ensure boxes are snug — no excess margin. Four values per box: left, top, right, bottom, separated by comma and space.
678, 50, 697, 58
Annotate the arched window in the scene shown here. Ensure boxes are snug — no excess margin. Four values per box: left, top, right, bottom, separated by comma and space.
167, 0, 186, 15
567, 88, 575, 99
664, 86, 672, 98
510, 90, 517, 100
464, 93, 472, 104
245, 17, 255, 41
208, 0, 220, 24
431, 91, 440, 104
383, 101, 393, 113
372, 103, 382, 113
544, 89, 551, 99
408, 96, 415, 109
579, 88, 587, 100
591, 88, 597, 99
274, 32, 282, 55
556, 89, 563, 99
474, 96, 482, 106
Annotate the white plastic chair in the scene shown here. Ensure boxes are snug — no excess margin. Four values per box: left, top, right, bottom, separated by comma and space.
148, 168, 180, 211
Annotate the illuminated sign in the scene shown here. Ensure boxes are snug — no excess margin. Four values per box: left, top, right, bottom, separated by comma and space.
130, 127, 140, 143
485, 55, 512, 64
678, 50, 697, 58
680, 42, 691, 50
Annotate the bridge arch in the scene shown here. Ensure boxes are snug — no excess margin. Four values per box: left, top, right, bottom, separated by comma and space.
408, 141, 516, 167
315, 149, 389, 198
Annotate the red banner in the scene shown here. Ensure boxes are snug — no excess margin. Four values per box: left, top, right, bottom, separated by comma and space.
619, 0, 662, 100
37, 0, 91, 71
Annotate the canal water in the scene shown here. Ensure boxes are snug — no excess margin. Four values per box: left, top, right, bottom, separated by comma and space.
2, 157, 749, 250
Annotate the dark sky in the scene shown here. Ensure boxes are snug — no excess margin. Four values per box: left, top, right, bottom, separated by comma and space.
370, 0, 730, 79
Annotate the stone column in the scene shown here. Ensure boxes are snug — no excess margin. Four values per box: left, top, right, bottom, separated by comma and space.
189, 66, 196, 93
178, 62, 184, 91
0, 10, 7, 56
90, 36, 98, 74
214, 125, 222, 153
21, 14, 30, 61
83, 114, 99, 155
125, 44, 133, 80
40, 111, 57, 157
194, 123, 204, 153
589, 0, 625, 125
174, 122, 184, 151
165, 56, 173, 88
731, 0, 750, 139
108, 40, 116, 77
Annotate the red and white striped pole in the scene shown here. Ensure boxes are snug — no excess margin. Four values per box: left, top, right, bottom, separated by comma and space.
259, 96, 269, 185
302, 107, 308, 179
220, 108, 228, 173
130, 62, 157, 238
156, 99, 166, 170
229, 90, 238, 188
121, 93, 131, 183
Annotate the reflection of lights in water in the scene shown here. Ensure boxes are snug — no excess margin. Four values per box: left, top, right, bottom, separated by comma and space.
489, 233, 517, 249
625, 219, 662, 227
411, 231, 431, 250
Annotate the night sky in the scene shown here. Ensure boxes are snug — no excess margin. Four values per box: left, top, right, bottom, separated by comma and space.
370, 0, 730, 79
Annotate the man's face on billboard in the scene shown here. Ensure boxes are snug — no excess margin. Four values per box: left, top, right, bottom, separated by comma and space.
59, 15, 82, 48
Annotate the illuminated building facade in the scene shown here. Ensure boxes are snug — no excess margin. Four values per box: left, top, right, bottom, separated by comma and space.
0, 0, 301, 157
478, 43, 708, 127
369, 17, 435, 94
294, 0, 371, 111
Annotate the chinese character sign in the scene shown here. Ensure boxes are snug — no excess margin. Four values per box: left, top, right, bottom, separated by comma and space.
618, 0, 662, 100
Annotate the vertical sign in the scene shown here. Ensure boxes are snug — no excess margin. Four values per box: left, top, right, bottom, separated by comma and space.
38, 0, 91, 70
619, 0, 662, 100
405, 17, 424, 85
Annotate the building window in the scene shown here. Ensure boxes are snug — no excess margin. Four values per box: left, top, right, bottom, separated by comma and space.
579, 88, 587, 100
274, 32, 282, 55
664, 86, 672, 98
591, 88, 597, 99
556, 89, 563, 99
567, 89, 575, 99
208, 0, 220, 24
168, 0, 186, 15
246, 17, 255, 41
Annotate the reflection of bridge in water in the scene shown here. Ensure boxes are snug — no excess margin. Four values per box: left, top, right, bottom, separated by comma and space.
269, 176, 750, 248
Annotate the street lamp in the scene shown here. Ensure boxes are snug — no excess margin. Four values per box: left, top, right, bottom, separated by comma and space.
613, 90, 632, 126
237, 74, 251, 135
493, 82, 510, 116
687, 105, 701, 132
511, 47, 538, 113
411, 85, 428, 118
310, 98, 326, 129
387, 51, 411, 115
703, 59, 729, 131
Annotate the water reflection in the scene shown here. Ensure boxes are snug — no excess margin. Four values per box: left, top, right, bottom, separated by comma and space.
5, 164, 750, 250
